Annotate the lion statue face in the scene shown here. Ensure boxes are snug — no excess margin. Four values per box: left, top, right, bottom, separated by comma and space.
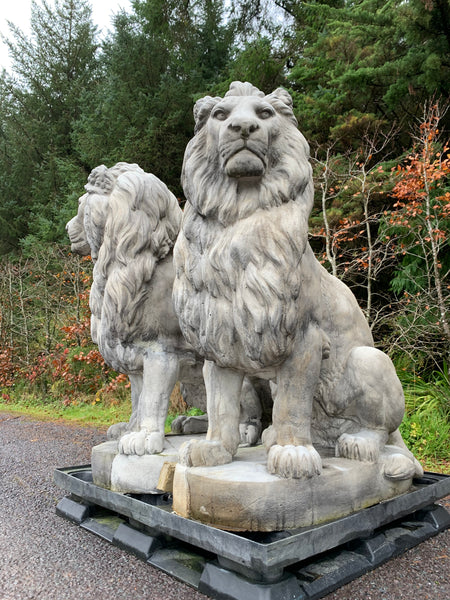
180, 82, 312, 227
66, 192, 91, 256
173, 82, 315, 371
208, 94, 281, 179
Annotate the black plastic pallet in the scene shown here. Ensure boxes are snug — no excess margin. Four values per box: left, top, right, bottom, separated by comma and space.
54, 467, 450, 600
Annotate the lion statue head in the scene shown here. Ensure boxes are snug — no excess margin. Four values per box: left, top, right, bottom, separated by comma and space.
66, 162, 144, 261
173, 81, 315, 372
66, 192, 91, 257
181, 81, 313, 226
67, 163, 181, 361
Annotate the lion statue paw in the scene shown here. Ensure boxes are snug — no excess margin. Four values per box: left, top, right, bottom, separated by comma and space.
178, 439, 232, 468
239, 419, 261, 446
267, 444, 322, 479
383, 453, 419, 481
171, 414, 209, 435
107, 421, 133, 441
336, 431, 382, 463
118, 430, 165, 456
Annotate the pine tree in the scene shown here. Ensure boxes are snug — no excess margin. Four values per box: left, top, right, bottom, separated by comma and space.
282, 0, 450, 145
72, 0, 234, 196
0, 0, 99, 251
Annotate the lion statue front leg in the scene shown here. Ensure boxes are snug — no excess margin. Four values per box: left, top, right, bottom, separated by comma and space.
118, 351, 179, 456
179, 361, 244, 467
263, 323, 324, 479
106, 373, 141, 441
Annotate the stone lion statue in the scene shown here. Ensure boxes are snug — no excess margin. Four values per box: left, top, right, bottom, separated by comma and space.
173, 81, 422, 480
66, 162, 264, 454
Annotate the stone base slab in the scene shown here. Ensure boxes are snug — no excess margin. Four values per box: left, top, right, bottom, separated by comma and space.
93, 434, 415, 531
172, 444, 413, 531
91, 434, 198, 493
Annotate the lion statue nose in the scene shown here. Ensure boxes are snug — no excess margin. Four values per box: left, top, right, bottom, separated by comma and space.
228, 119, 259, 138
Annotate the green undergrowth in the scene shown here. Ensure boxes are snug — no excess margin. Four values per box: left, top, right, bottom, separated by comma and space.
397, 362, 450, 474
0, 393, 132, 429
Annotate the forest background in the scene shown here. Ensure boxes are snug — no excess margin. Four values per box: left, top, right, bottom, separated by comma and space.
0, 0, 449, 470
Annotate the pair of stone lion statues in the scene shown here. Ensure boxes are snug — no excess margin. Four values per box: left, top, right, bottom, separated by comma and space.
67, 81, 421, 481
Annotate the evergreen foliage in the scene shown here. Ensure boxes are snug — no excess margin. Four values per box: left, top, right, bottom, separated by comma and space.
0, 0, 100, 251
73, 0, 235, 197
283, 0, 450, 145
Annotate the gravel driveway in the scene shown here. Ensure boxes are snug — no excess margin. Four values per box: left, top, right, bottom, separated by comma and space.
1, 412, 449, 600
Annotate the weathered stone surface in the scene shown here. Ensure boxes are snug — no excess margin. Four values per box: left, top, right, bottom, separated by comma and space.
67, 163, 263, 462
92, 435, 416, 528
68, 83, 424, 537
66, 163, 204, 455
172, 444, 413, 531
91, 440, 117, 489
157, 461, 177, 492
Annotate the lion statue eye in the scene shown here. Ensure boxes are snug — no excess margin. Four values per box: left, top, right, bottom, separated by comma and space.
212, 108, 228, 121
258, 108, 275, 120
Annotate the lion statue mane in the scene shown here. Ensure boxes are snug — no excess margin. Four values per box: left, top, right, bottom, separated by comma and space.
67, 162, 144, 344
67, 162, 265, 455
173, 81, 422, 480
67, 162, 143, 262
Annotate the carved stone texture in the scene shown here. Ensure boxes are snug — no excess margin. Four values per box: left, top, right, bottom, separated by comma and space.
66, 163, 264, 468
173, 81, 423, 481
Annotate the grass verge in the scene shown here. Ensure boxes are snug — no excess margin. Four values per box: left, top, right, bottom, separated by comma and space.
398, 364, 450, 475
0, 396, 131, 429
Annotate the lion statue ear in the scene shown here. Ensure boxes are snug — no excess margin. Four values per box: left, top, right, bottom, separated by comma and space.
85, 165, 115, 195
268, 87, 294, 108
193, 96, 222, 134
266, 87, 298, 126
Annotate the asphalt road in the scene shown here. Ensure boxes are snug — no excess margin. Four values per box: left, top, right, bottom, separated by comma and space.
0, 412, 449, 600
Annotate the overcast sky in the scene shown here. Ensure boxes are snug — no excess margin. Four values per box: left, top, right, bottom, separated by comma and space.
0, 0, 132, 70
